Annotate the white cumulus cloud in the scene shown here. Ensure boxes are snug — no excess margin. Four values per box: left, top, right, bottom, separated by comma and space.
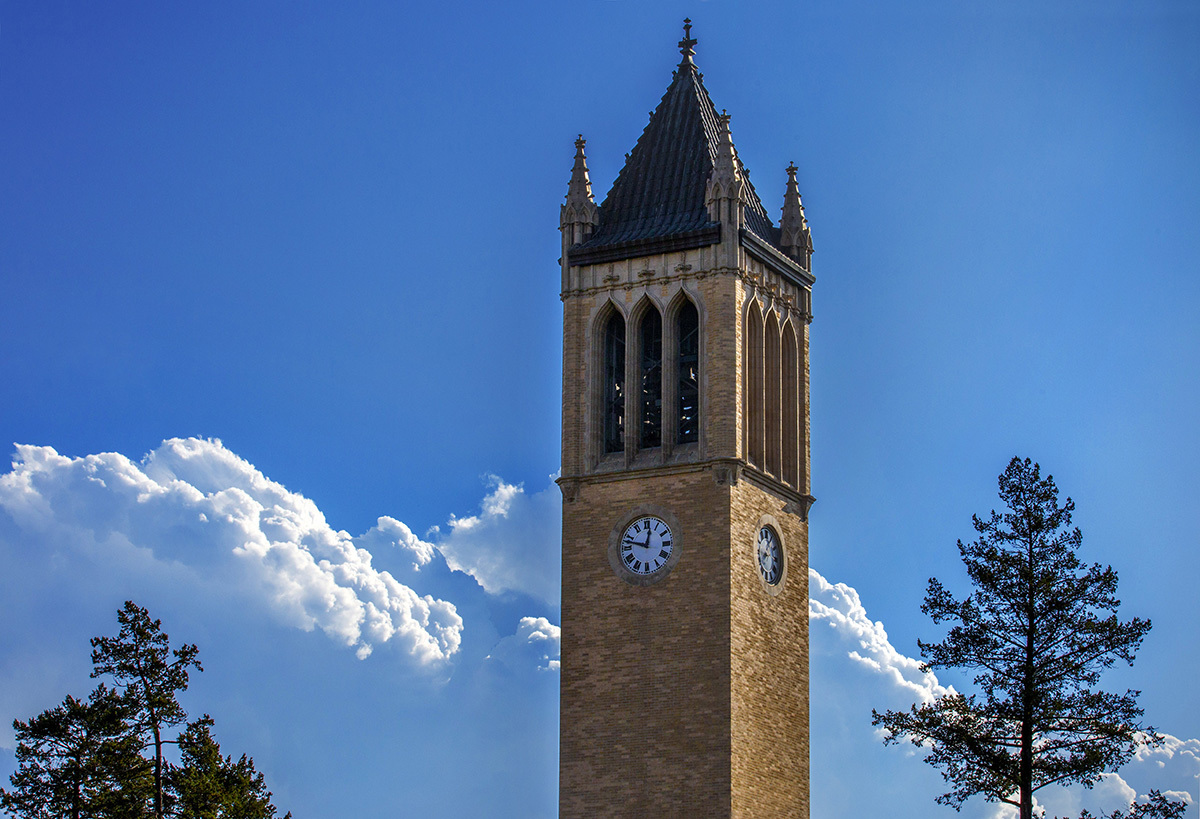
808, 567, 1199, 818
433, 475, 561, 604
808, 567, 953, 704
485, 616, 561, 673
0, 438, 460, 664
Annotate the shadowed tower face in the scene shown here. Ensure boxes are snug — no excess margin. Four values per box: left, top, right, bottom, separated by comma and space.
557, 21, 816, 819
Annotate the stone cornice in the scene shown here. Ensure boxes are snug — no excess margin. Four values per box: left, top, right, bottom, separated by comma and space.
566, 225, 721, 267
736, 268, 813, 325
562, 266, 813, 329
557, 457, 815, 521
739, 228, 815, 288
559, 265, 723, 301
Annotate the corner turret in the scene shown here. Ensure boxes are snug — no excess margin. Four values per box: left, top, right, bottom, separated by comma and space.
560, 135, 599, 256
706, 111, 747, 230
779, 162, 813, 270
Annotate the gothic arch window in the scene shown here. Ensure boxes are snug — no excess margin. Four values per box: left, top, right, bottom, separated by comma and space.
676, 298, 700, 445
745, 301, 764, 468
638, 305, 663, 449
601, 309, 626, 454
800, 321, 810, 491
782, 320, 799, 487
765, 311, 782, 478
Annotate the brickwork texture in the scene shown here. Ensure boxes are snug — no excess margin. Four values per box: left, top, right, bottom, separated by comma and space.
560, 249, 812, 818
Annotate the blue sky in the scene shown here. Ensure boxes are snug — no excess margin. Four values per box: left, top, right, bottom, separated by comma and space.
1, 2, 1197, 817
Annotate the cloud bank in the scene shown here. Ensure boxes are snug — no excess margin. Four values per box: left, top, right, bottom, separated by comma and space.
809, 568, 1198, 817
3, 439, 1190, 811
486, 616, 561, 673
809, 567, 952, 704
0, 438, 461, 664
433, 475, 561, 604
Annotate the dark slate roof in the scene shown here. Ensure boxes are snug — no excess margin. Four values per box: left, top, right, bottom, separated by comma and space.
575, 57, 780, 254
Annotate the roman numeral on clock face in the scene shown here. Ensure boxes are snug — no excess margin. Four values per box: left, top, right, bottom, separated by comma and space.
617, 515, 674, 578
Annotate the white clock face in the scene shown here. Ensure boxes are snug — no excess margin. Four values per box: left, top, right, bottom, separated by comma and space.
619, 516, 674, 576
757, 525, 783, 586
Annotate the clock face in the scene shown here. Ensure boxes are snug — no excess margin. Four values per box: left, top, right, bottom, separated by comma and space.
619, 516, 674, 576
756, 525, 783, 586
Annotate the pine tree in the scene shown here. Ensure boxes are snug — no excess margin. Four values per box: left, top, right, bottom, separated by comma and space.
4, 603, 288, 819
872, 458, 1181, 819
168, 716, 291, 819
0, 684, 151, 819
1071, 791, 1189, 819
90, 602, 201, 819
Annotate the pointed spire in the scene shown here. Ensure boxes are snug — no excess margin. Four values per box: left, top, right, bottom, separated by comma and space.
705, 111, 745, 227
561, 135, 598, 245
779, 162, 813, 269
565, 135, 595, 206
567, 28, 783, 261
678, 18, 697, 64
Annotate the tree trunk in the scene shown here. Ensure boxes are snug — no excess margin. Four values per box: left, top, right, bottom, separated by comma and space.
1020, 627, 1035, 819
1019, 532, 1037, 819
153, 722, 163, 819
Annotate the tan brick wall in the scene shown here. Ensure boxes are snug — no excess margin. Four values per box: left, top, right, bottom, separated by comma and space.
560, 252, 811, 819
560, 469, 733, 818
699, 273, 741, 460
561, 295, 587, 478
729, 480, 810, 819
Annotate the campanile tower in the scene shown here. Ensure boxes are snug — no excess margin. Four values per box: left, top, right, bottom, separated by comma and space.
557, 22, 815, 818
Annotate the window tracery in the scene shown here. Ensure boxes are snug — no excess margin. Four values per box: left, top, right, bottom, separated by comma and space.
602, 311, 626, 454
676, 300, 700, 445
765, 311, 782, 477
782, 321, 799, 487
746, 302, 764, 467
638, 308, 663, 449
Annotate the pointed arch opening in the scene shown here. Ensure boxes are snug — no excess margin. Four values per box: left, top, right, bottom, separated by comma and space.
745, 301, 764, 468
765, 311, 781, 478
601, 309, 626, 454
638, 305, 663, 449
782, 320, 799, 487
676, 298, 700, 445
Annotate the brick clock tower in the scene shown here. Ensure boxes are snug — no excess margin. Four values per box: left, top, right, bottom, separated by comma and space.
557, 22, 816, 819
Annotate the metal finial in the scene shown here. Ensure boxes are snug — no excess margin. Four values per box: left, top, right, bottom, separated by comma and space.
679, 18, 697, 61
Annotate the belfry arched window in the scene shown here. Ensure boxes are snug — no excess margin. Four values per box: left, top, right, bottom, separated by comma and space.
745, 302, 764, 467
765, 311, 782, 477
782, 321, 799, 487
602, 311, 625, 454
639, 308, 663, 449
676, 300, 700, 445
